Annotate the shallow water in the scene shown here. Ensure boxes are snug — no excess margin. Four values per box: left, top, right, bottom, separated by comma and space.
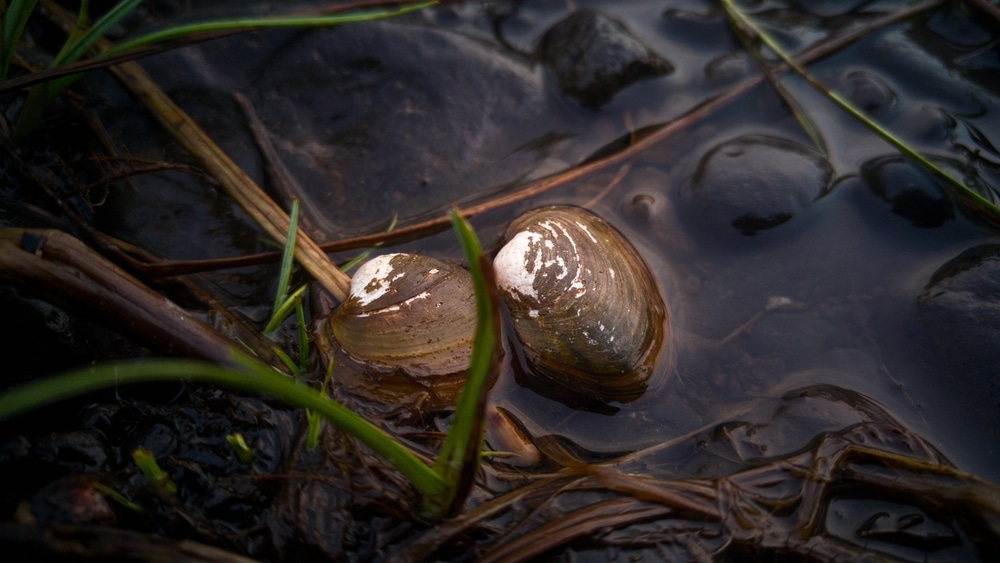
3, 0, 1000, 558
75, 0, 1000, 491
122, 0, 999, 483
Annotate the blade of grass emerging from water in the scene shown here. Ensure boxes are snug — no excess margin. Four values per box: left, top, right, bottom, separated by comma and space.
51, 0, 142, 67
339, 214, 399, 273
723, 5, 828, 158
107, 1, 437, 56
295, 297, 309, 374
266, 285, 308, 334
14, 0, 143, 138
0, 355, 448, 502
1, 0, 39, 80
270, 199, 300, 325
18, 1, 434, 135
721, 0, 1000, 226
305, 361, 336, 450
424, 211, 502, 517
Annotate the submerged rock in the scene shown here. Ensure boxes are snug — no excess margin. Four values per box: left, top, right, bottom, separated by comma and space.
537, 10, 673, 110
680, 135, 833, 236
862, 156, 954, 228
840, 69, 897, 117
918, 244, 1000, 376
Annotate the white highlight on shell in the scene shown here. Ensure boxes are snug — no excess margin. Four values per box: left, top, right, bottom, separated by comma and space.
355, 289, 432, 318
495, 231, 543, 300
351, 253, 405, 307
496, 215, 596, 304
356, 305, 399, 318
406, 290, 432, 304
575, 221, 598, 243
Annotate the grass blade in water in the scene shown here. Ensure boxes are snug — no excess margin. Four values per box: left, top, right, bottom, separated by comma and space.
721, 0, 1000, 226
424, 211, 502, 517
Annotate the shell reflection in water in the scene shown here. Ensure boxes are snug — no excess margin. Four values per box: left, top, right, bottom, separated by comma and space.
494, 205, 668, 407
320, 252, 478, 412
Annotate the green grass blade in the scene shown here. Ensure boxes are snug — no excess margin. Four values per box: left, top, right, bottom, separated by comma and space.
105, 2, 437, 55
264, 284, 307, 333
91, 482, 145, 513
271, 344, 301, 377
271, 199, 299, 321
339, 214, 398, 273
51, 0, 142, 67
424, 210, 501, 517
295, 296, 309, 374
306, 361, 336, 450
1, 0, 39, 80
721, 0, 1000, 225
305, 408, 322, 449
12, 1, 437, 138
13, 0, 141, 137
226, 432, 254, 464
52, 0, 90, 66
132, 446, 177, 495
0, 355, 447, 500
722, 6, 828, 157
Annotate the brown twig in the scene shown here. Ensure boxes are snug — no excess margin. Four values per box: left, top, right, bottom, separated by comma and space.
479, 498, 672, 563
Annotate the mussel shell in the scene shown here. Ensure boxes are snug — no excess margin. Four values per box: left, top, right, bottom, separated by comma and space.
494, 206, 667, 405
322, 252, 478, 411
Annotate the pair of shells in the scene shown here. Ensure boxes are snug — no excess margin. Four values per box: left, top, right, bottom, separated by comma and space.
323, 206, 667, 408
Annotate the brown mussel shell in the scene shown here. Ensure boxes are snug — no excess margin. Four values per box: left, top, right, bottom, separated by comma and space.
320, 252, 479, 412
493, 206, 668, 406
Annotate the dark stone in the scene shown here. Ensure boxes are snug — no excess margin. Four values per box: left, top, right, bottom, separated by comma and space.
537, 10, 673, 110
32, 431, 109, 474
840, 70, 896, 116
915, 245, 1000, 477
861, 156, 954, 228
680, 135, 833, 236
918, 244, 1000, 373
